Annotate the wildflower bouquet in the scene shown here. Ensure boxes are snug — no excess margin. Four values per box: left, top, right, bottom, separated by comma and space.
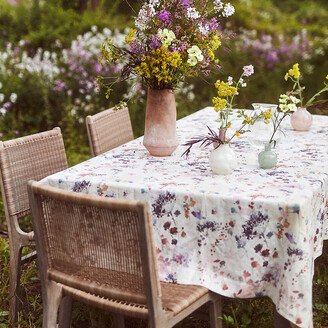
183, 65, 272, 157
100, 0, 235, 96
283, 63, 328, 108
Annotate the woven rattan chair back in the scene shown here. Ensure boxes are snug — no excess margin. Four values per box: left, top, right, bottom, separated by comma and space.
28, 182, 163, 315
86, 107, 134, 157
0, 127, 68, 324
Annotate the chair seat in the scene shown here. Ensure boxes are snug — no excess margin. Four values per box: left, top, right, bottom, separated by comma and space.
60, 281, 209, 319
161, 282, 208, 315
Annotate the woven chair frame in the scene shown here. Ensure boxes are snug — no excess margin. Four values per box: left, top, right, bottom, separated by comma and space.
86, 107, 134, 157
28, 182, 222, 328
0, 127, 68, 325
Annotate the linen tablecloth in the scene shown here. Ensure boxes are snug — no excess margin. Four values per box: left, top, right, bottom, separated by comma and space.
42, 107, 328, 328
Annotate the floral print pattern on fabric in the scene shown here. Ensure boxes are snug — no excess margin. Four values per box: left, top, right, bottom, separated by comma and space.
42, 107, 328, 328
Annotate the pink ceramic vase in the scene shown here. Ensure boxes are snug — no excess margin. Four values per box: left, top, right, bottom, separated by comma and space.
290, 107, 313, 131
143, 89, 179, 157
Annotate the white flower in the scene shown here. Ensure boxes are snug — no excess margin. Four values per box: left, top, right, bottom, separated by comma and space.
158, 28, 176, 47
227, 76, 233, 85
222, 3, 235, 17
242, 82, 247, 87
187, 7, 200, 19
85, 95, 91, 101
91, 25, 98, 33
188, 45, 204, 61
0, 108, 6, 115
290, 95, 300, 104
187, 46, 203, 66
287, 103, 297, 112
214, 0, 224, 12
187, 56, 198, 66
198, 23, 209, 35
0, 93, 4, 103
10, 93, 17, 103
279, 94, 288, 104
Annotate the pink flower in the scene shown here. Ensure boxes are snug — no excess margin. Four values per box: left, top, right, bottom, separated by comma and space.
243, 65, 254, 77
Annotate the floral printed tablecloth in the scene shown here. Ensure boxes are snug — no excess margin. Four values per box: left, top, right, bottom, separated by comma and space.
42, 107, 328, 328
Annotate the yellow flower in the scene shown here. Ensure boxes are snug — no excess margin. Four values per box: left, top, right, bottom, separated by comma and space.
326, 74, 328, 80
214, 80, 237, 97
210, 35, 221, 51
244, 116, 252, 124
212, 97, 227, 111
125, 29, 136, 44
262, 109, 272, 124
288, 63, 300, 79
235, 131, 241, 137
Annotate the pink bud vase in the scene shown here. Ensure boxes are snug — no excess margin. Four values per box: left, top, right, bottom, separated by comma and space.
143, 89, 179, 157
290, 107, 313, 131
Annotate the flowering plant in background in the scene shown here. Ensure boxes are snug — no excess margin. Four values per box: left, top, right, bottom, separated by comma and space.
100, 0, 235, 100
182, 65, 272, 156
284, 63, 328, 108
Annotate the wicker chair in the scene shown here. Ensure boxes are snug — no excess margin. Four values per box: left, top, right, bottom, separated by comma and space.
86, 107, 134, 157
28, 182, 222, 328
0, 128, 68, 325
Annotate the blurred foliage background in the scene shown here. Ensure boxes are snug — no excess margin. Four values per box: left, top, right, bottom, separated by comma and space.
0, 0, 327, 327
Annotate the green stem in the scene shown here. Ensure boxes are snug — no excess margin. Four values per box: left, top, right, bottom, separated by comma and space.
268, 112, 288, 144
305, 86, 328, 107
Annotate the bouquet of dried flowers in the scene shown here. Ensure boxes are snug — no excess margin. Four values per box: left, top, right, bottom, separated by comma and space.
99, 0, 235, 100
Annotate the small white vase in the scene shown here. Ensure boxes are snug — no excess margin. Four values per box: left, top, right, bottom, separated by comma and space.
209, 144, 238, 175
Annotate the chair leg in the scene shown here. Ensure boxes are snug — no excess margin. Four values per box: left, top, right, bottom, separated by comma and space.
274, 308, 294, 328
113, 314, 125, 327
58, 296, 73, 328
42, 281, 63, 328
8, 242, 22, 326
209, 298, 223, 328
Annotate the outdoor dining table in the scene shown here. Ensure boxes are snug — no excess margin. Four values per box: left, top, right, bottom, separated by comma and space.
42, 107, 328, 328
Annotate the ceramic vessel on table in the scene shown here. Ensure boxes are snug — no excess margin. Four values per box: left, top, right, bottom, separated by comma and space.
143, 89, 179, 157
290, 107, 312, 131
258, 142, 277, 169
209, 143, 238, 175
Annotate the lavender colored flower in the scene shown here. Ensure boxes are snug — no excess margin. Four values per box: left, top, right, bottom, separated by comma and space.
53, 79, 66, 92
243, 65, 254, 77
158, 10, 171, 24
208, 18, 220, 32
149, 35, 162, 50
180, 0, 190, 8
129, 40, 144, 54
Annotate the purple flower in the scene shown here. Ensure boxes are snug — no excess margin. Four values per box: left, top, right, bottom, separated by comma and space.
243, 65, 254, 77
180, 0, 190, 8
129, 40, 144, 55
208, 18, 220, 32
53, 79, 66, 92
149, 35, 162, 50
158, 10, 171, 24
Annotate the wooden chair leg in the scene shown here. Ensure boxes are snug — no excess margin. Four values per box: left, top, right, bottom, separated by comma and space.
58, 296, 73, 328
209, 298, 223, 328
274, 308, 294, 328
8, 242, 22, 326
42, 281, 63, 328
113, 314, 125, 327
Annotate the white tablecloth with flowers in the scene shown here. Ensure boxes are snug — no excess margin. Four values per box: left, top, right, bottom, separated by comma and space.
42, 107, 328, 328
